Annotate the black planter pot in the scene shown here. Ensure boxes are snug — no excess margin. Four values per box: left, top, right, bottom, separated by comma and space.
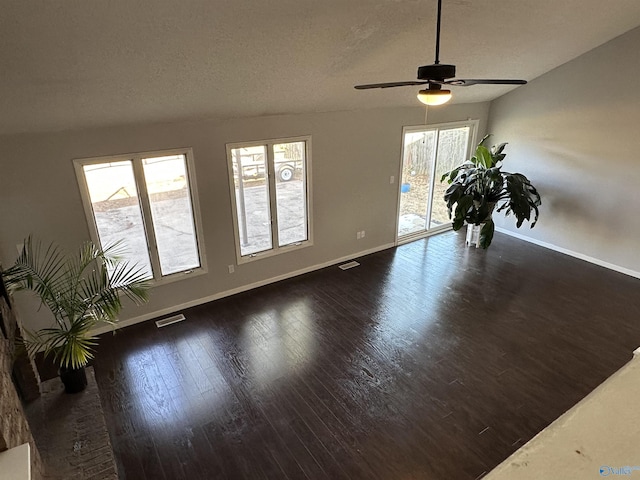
59, 366, 88, 393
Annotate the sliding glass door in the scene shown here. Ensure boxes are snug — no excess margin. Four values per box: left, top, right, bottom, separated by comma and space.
397, 121, 477, 242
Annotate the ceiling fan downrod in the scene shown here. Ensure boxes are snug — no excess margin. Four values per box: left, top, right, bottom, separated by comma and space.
434, 0, 442, 65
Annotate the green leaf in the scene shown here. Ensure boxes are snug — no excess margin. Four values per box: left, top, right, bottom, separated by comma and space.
479, 220, 495, 249
503, 173, 541, 229
476, 146, 494, 168
492, 142, 507, 157
452, 195, 473, 230
478, 134, 492, 146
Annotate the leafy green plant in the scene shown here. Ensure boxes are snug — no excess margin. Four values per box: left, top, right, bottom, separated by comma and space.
441, 135, 541, 248
2, 237, 150, 370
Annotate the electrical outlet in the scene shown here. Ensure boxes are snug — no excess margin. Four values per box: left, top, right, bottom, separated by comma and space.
356, 231, 361, 239
228, 264, 235, 273
361, 230, 366, 238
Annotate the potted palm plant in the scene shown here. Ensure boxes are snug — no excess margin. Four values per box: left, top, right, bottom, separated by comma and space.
2, 236, 150, 393
441, 135, 541, 249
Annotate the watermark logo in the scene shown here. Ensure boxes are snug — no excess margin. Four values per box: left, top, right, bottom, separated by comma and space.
600, 465, 640, 476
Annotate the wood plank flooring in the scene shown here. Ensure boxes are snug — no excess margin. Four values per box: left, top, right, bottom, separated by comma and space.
94, 231, 640, 479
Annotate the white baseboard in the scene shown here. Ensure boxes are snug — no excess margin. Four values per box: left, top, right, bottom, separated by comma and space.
495, 227, 640, 280
92, 242, 395, 336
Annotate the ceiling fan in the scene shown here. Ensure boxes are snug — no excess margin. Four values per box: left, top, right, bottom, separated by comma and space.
354, 0, 527, 106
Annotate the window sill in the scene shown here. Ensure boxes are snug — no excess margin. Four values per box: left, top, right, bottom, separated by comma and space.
236, 240, 313, 265
149, 266, 208, 287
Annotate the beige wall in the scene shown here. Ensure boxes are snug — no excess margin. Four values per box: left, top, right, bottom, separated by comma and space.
0, 103, 489, 330
488, 26, 640, 275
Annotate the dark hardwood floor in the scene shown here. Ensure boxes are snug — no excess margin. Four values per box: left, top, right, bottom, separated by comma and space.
94, 231, 640, 479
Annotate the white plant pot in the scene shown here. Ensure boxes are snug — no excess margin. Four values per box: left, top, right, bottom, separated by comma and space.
465, 223, 484, 248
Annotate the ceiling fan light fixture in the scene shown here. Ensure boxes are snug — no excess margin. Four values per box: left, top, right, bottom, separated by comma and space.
417, 87, 452, 106
353, 0, 527, 97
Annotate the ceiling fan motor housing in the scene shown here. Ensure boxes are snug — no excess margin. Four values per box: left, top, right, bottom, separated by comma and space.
418, 64, 456, 80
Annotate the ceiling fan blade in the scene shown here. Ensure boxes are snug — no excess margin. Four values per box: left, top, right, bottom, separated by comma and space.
443, 79, 527, 86
354, 81, 429, 90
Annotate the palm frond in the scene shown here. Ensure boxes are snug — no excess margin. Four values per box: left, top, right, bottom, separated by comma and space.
3, 236, 68, 324
3, 236, 151, 369
100, 240, 129, 268
108, 261, 151, 304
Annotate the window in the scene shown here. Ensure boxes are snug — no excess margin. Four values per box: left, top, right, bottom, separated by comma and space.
74, 148, 205, 283
226, 136, 312, 263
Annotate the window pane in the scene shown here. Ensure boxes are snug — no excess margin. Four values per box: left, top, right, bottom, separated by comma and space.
431, 127, 470, 228
398, 130, 436, 237
274, 142, 307, 246
231, 146, 273, 256
83, 161, 152, 278
142, 154, 200, 275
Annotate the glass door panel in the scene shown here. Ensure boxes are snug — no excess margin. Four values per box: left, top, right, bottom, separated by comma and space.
430, 127, 470, 228
397, 130, 436, 237
397, 123, 474, 241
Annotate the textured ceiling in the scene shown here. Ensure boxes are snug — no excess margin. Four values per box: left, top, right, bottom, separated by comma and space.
1, 0, 640, 135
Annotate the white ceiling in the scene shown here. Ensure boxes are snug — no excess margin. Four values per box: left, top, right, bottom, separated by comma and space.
1, 0, 640, 135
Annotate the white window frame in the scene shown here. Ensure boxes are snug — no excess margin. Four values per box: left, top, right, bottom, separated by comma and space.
396, 119, 479, 245
73, 147, 207, 285
226, 135, 313, 264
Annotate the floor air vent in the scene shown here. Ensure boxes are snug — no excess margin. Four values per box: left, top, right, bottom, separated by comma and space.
155, 314, 186, 328
338, 261, 360, 270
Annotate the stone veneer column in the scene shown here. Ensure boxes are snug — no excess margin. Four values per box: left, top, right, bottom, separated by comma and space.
0, 294, 43, 479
